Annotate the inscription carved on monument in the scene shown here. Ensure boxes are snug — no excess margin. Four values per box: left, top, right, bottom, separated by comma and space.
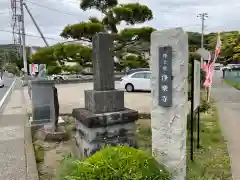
158, 46, 172, 107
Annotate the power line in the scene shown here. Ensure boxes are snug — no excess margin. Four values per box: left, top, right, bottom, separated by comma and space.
0, 12, 9, 15
0, 29, 64, 42
23, 2, 49, 46
67, 0, 198, 16
22, 0, 204, 35
26, 0, 201, 19
25, 0, 82, 18
22, 4, 64, 32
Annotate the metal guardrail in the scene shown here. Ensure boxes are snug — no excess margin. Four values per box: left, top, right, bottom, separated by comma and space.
224, 69, 240, 83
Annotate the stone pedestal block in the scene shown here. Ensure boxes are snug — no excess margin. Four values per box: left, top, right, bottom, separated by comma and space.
31, 80, 55, 125
72, 108, 138, 157
84, 90, 124, 114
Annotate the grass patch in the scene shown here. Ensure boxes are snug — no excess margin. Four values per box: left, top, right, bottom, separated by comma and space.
136, 106, 232, 179
225, 79, 240, 89
187, 107, 232, 179
136, 119, 152, 153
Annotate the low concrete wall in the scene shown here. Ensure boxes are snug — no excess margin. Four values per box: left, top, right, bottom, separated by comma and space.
53, 76, 122, 84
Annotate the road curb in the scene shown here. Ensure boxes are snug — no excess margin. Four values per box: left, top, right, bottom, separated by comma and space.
21, 87, 39, 180
24, 121, 39, 180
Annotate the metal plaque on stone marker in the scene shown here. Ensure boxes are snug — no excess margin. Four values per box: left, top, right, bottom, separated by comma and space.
158, 46, 172, 107
194, 60, 200, 110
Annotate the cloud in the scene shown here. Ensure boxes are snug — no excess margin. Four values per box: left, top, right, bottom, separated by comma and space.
0, 0, 239, 46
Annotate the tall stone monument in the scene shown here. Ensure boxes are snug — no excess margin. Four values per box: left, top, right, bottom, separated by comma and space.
72, 32, 138, 157
150, 28, 188, 179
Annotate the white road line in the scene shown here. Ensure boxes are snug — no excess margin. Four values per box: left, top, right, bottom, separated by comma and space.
0, 79, 16, 107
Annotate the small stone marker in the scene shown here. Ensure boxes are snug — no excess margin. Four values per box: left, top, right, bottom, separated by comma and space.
150, 28, 188, 180
31, 80, 55, 125
194, 60, 200, 110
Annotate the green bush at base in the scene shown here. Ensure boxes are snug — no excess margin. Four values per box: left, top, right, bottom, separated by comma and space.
56, 146, 171, 180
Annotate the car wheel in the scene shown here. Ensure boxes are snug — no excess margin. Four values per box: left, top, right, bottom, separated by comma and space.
125, 83, 134, 92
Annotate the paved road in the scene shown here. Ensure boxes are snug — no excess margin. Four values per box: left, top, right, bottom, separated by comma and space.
24, 81, 152, 114
0, 76, 15, 101
55, 81, 151, 114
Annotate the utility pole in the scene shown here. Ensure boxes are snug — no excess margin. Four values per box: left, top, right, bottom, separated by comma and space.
18, 15, 22, 58
197, 13, 208, 66
20, 0, 28, 80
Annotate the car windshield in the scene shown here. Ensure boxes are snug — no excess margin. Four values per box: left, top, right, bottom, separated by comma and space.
126, 68, 150, 75
131, 71, 150, 78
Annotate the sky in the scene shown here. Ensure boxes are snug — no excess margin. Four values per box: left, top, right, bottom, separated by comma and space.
0, 0, 239, 46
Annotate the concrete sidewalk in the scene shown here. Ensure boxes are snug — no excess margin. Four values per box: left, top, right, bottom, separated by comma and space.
212, 71, 240, 180
0, 87, 38, 180
0, 89, 26, 179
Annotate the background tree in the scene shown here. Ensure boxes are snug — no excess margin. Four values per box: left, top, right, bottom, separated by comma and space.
47, 64, 62, 75
62, 64, 83, 74
30, 43, 92, 73
205, 31, 240, 64
5, 63, 19, 75
121, 54, 149, 69
60, 0, 154, 70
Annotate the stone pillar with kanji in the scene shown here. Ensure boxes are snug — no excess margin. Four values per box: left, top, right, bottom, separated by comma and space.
72, 33, 138, 157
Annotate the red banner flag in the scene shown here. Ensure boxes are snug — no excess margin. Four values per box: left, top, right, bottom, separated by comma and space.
203, 33, 221, 88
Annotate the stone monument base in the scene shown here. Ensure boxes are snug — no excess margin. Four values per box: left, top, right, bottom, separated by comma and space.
29, 116, 66, 133
35, 124, 69, 142
72, 108, 138, 157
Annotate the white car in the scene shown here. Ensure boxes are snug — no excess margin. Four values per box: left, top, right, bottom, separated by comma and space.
120, 71, 150, 92
0, 78, 4, 88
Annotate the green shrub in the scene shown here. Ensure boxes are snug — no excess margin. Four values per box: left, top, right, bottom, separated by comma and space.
56, 146, 171, 180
